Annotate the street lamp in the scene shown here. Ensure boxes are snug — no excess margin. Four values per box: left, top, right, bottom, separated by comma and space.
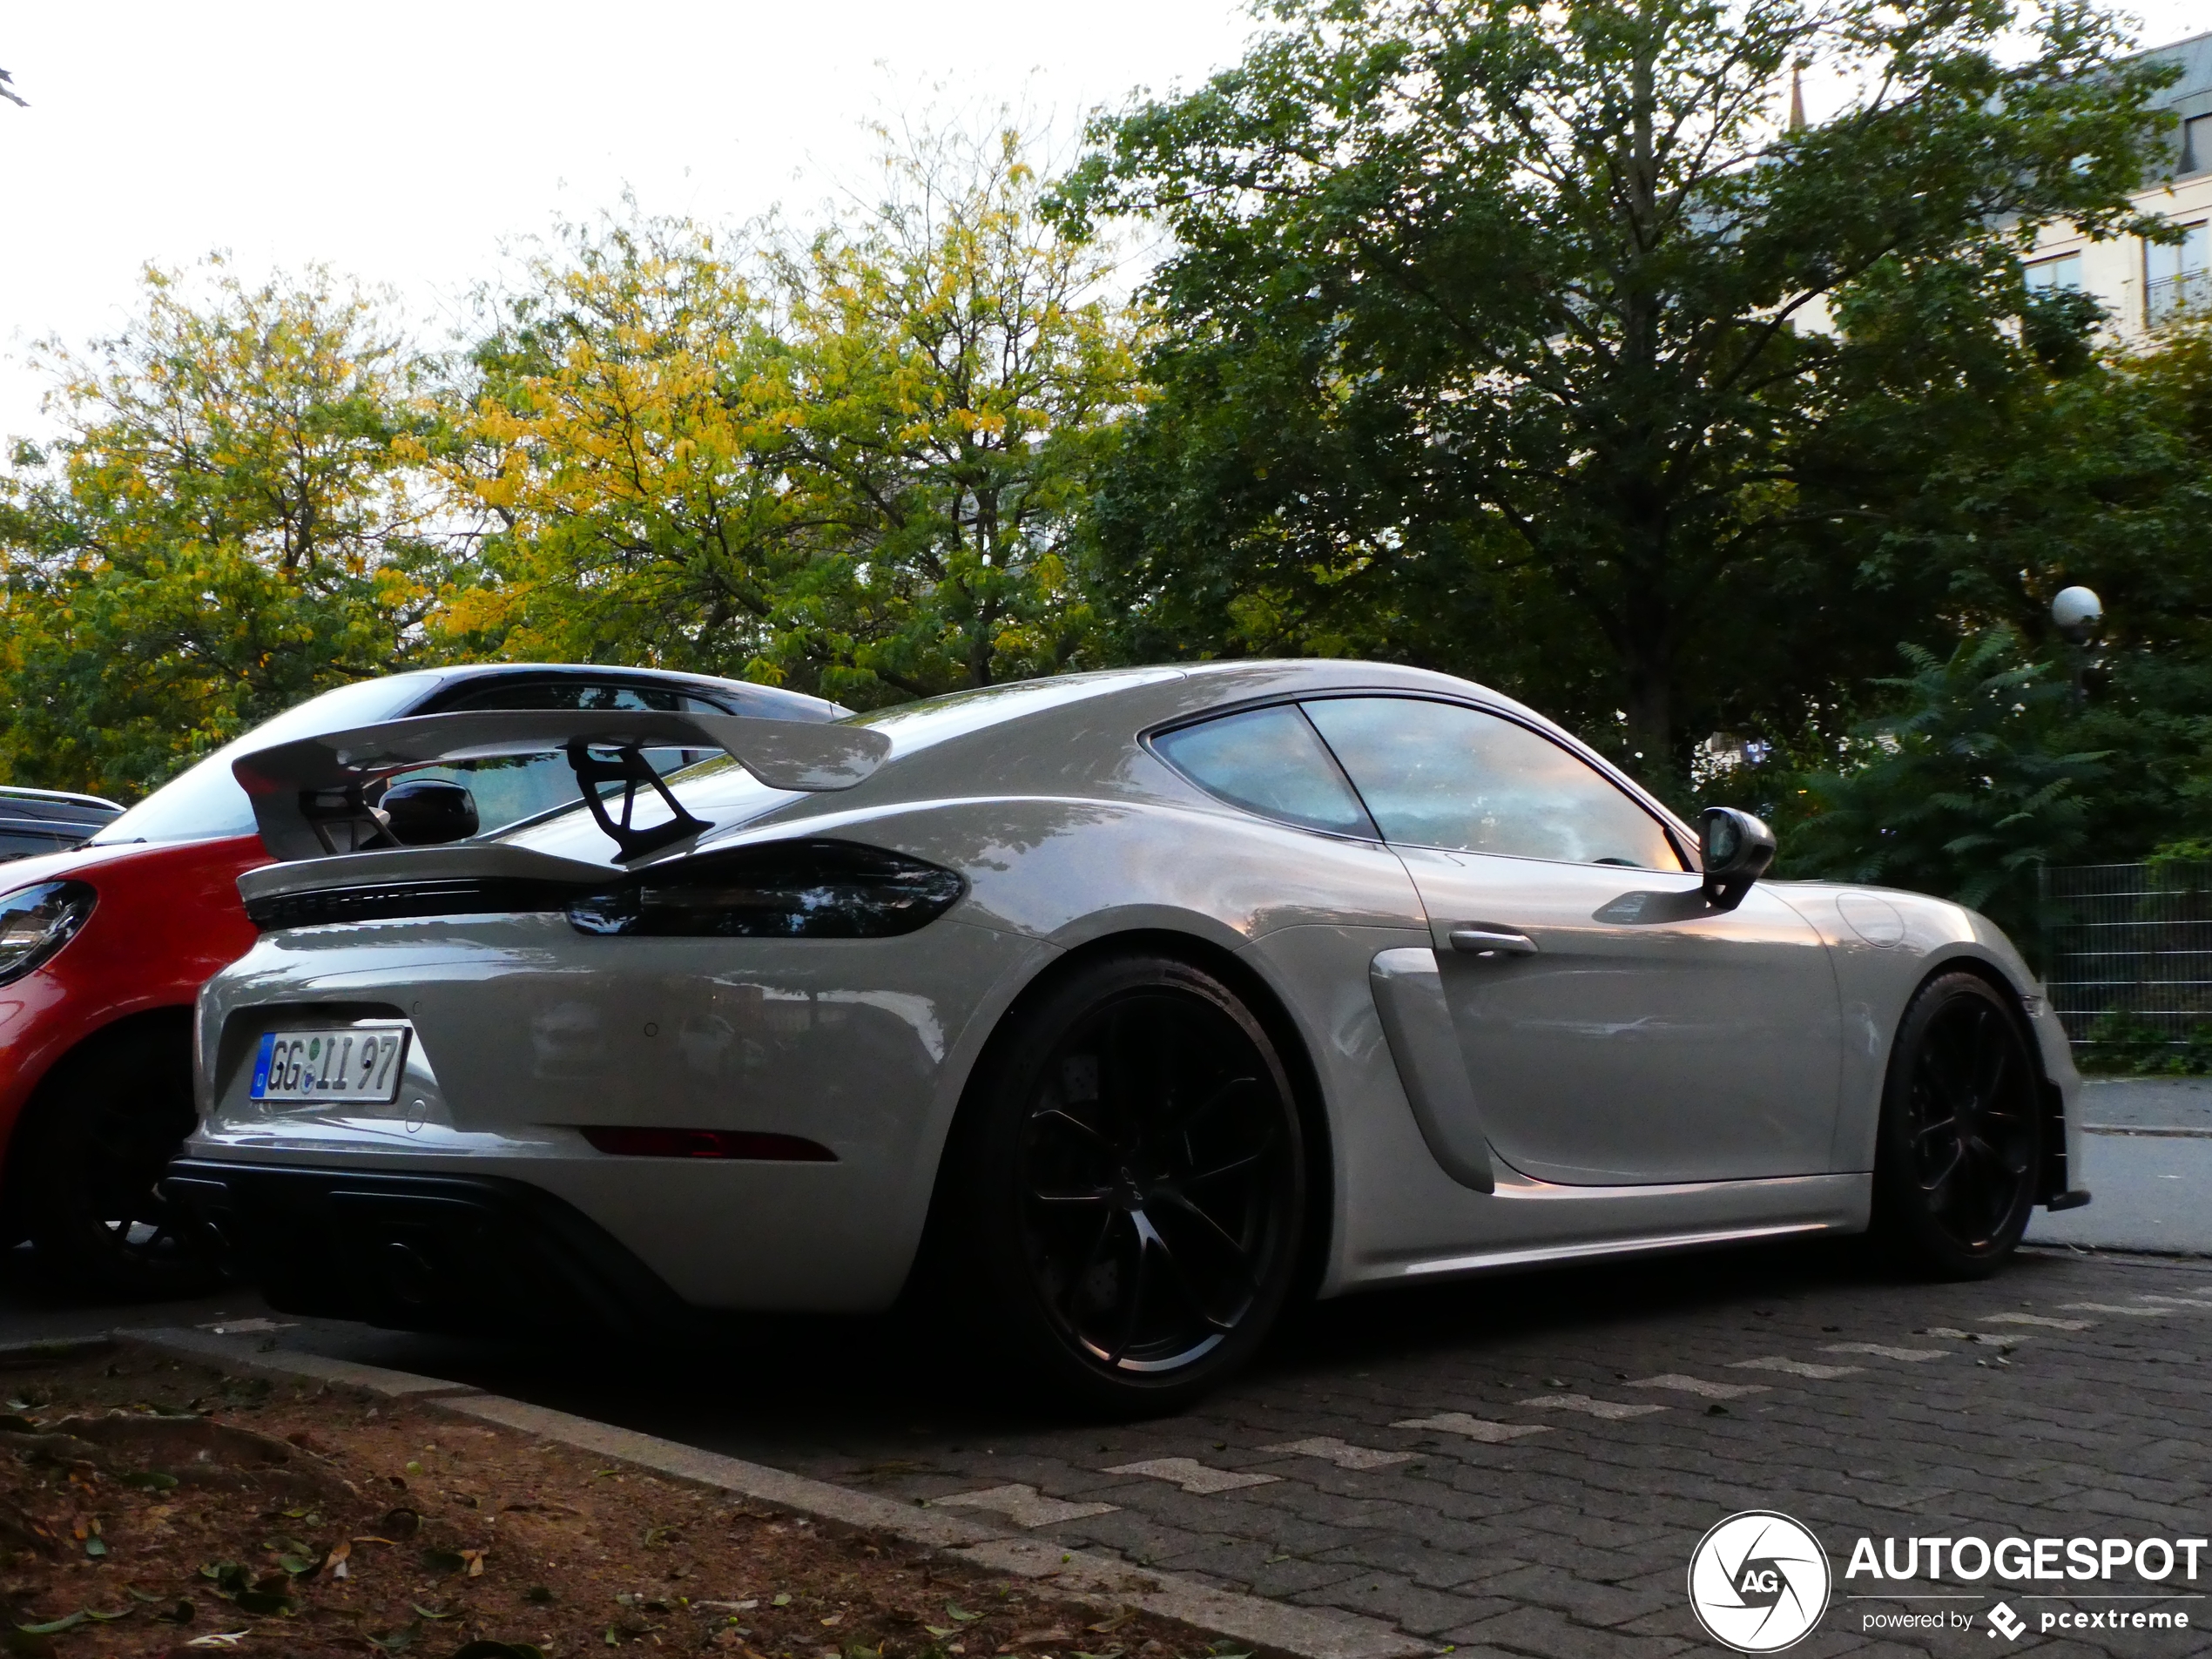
2052, 585, 2102, 644
2052, 584, 2105, 699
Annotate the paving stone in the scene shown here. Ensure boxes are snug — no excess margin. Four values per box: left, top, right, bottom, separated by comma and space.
928, 1483, 1119, 1527
1261, 1437, 1416, 1471
1440, 1604, 1695, 1659
1471, 1561, 1677, 1627
1286, 1571, 1503, 1635
1105, 1457, 1282, 1494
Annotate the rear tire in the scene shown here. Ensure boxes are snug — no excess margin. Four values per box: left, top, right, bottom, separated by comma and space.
1870, 972, 2041, 1279
17, 1026, 218, 1300
944, 953, 1307, 1417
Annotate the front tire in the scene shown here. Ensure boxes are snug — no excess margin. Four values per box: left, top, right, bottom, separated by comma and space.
1870, 972, 2041, 1279
17, 1026, 217, 1299
947, 954, 1307, 1416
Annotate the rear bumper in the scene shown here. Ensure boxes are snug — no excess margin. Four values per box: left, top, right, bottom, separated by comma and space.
162, 1158, 696, 1339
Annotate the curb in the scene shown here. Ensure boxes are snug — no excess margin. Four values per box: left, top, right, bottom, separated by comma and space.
117, 1326, 486, 1398
114, 1329, 1427, 1659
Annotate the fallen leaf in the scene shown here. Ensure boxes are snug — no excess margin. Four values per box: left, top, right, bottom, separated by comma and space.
185, 1635, 250, 1650
772, 1594, 792, 1608
14, 1615, 85, 1637
948, 1605, 983, 1622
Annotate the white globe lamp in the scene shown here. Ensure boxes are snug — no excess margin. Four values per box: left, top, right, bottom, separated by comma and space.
2052, 585, 2102, 644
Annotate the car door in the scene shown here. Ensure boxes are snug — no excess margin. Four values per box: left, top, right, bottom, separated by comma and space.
1304, 695, 1842, 1186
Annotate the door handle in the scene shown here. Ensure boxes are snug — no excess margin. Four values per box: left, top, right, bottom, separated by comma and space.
1448, 926, 1539, 958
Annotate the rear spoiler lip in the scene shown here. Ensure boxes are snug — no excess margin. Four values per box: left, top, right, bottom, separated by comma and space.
237, 844, 622, 907
230, 709, 891, 862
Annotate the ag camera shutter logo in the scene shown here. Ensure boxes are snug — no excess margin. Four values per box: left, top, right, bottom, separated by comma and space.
1688, 1511, 1832, 1652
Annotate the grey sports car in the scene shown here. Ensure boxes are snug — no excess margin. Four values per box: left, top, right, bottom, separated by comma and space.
172, 661, 2087, 1412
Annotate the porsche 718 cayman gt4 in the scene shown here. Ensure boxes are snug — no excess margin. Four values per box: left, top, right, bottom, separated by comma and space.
169, 662, 2086, 1411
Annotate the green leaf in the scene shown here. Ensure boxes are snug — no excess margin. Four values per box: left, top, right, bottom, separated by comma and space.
13, 1615, 85, 1637
120, 1470, 179, 1490
946, 1604, 981, 1622
81, 1537, 105, 1559
412, 1603, 457, 1620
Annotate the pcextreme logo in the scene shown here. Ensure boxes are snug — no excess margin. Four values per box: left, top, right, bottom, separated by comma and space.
1687, 1511, 1833, 1653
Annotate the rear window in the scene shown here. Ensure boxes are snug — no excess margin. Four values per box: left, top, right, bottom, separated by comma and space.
1151, 705, 1378, 839
89, 676, 441, 846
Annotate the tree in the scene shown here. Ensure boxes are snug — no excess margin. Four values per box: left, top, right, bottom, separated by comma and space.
0, 260, 460, 798
439, 125, 1141, 706
1779, 631, 2106, 948
1057, 0, 2175, 781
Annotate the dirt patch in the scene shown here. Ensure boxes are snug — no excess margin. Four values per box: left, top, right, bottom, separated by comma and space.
0, 1345, 1236, 1659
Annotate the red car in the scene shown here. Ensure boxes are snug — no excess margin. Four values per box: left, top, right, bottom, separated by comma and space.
0, 664, 837, 1297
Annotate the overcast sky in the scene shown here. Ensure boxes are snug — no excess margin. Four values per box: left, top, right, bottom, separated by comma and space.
3, 1, 2203, 446
0, 0, 1261, 442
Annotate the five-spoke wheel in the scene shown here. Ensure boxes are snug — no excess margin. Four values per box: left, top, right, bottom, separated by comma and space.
1872, 972, 2041, 1278
950, 954, 1305, 1413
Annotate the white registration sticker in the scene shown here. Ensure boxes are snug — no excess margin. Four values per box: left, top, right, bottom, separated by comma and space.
250, 1025, 411, 1105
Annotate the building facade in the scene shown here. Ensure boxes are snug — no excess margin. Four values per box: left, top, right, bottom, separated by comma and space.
2026, 30, 2212, 337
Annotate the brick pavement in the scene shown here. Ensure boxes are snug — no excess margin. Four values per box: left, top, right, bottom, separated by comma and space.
685, 1244, 2212, 1657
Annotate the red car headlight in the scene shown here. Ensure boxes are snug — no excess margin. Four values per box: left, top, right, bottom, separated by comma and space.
0, 880, 97, 986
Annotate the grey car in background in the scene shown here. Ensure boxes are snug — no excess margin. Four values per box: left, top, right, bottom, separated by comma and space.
0, 786, 123, 861
170, 661, 2085, 1413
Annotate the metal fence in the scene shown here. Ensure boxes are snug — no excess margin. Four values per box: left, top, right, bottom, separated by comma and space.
2040, 862, 2212, 1067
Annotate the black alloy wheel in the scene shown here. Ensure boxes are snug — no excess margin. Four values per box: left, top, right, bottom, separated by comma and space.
19, 1028, 217, 1298
949, 954, 1306, 1413
1871, 972, 2042, 1278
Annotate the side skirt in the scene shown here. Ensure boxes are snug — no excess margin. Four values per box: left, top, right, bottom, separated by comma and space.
1334, 1171, 1870, 1292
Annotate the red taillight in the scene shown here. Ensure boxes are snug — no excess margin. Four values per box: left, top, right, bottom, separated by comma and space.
579, 1127, 836, 1162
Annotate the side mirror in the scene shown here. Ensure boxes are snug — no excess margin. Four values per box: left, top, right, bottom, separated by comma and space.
1699, 806, 1776, 911
380, 778, 479, 846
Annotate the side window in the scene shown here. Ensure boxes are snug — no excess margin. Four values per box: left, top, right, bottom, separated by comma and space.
1152, 705, 1378, 839
1301, 697, 1683, 870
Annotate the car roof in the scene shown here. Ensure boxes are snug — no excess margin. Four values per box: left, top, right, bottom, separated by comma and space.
0, 785, 125, 818
411, 663, 843, 718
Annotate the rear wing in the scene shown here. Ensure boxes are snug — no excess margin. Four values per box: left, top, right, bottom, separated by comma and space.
231, 709, 891, 862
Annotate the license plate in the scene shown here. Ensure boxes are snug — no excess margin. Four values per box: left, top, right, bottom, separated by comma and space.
250, 1025, 411, 1105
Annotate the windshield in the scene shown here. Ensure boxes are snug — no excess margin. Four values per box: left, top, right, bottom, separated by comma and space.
89, 675, 443, 846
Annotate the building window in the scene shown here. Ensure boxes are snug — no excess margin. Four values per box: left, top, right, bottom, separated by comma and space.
2025, 253, 2083, 293
2182, 113, 2212, 177
2146, 220, 2209, 326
